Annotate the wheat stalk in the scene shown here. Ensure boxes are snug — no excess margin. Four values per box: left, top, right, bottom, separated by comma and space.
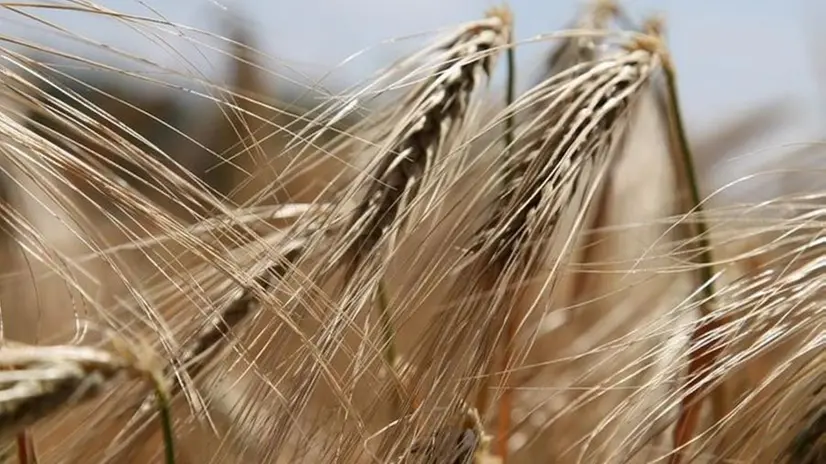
130, 231, 309, 423
626, 27, 730, 464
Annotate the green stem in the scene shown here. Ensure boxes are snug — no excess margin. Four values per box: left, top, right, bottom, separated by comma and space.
504, 41, 516, 150
152, 380, 176, 464
662, 62, 716, 308
376, 280, 405, 413
375, 280, 397, 368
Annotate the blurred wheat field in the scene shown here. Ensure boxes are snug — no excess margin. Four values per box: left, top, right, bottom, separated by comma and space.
0, 1, 823, 463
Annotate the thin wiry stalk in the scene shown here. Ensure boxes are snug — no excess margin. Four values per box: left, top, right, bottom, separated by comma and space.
636, 31, 724, 464
496, 19, 518, 462
543, 0, 618, 79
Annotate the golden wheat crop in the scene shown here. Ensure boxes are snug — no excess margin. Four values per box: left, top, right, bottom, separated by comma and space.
0, 1, 822, 463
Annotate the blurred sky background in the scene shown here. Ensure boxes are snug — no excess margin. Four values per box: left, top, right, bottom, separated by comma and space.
2, 0, 825, 160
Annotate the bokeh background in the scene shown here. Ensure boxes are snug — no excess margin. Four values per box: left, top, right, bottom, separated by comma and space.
2, 0, 824, 193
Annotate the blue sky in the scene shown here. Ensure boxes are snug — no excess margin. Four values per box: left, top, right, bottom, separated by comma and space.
1, 0, 823, 145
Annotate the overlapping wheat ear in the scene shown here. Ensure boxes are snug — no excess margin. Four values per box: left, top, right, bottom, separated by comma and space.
0, 341, 175, 463
212, 9, 518, 456
543, 0, 621, 78
1, 1, 825, 463
609, 198, 826, 463
336, 7, 511, 269
0, 22, 334, 461
372, 32, 664, 456
709, 237, 826, 463
303, 7, 513, 281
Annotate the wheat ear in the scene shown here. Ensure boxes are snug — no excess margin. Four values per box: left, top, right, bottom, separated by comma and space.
477, 47, 656, 462
544, 0, 619, 78
389, 39, 661, 462
264, 9, 512, 444
0, 342, 176, 464
363, 6, 511, 413
140, 236, 307, 414
340, 7, 511, 275
496, 1, 617, 457
664, 222, 819, 461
